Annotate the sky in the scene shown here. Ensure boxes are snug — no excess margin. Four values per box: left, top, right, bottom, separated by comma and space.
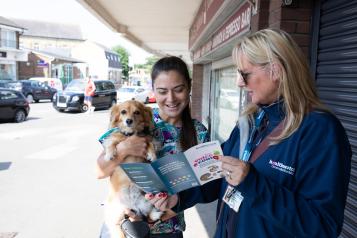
0, 0, 152, 65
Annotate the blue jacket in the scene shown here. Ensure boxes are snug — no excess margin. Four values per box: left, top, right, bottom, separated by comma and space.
175, 101, 351, 238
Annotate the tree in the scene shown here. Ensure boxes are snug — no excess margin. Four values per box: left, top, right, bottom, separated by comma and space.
134, 55, 159, 71
112, 45, 130, 79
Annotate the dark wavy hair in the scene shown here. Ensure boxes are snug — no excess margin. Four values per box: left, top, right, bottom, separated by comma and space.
151, 56, 198, 150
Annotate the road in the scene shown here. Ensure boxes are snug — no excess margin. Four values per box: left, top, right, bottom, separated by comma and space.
0, 102, 216, 238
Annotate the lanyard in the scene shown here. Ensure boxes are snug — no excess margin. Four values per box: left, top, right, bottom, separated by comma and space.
98, 127, 120, 144
241, 110, 266, 162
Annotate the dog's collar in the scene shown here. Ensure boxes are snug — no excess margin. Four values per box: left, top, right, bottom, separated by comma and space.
98, 126, 153, 144
119, 126, 153, 137
121, 131, 135, 137
123, 126, 153, 137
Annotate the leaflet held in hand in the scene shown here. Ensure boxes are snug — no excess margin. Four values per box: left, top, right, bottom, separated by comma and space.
120, 140, 224, 195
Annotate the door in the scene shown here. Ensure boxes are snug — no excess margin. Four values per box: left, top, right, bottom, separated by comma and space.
30, 81, 46, 100
311, 0, 357, 237
92, 81, 105, 107
104, 81, 116, 106
0, 90, 17, 119
38, 82, 52, 100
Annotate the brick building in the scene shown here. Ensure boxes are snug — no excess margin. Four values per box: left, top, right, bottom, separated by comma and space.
18, 50, 83, 84
0, 16, 27, 81
10, 18, 85, 85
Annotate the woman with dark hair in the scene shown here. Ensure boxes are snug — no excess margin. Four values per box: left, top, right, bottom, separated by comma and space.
150, 56, 200, 152
96, 56, 209, 238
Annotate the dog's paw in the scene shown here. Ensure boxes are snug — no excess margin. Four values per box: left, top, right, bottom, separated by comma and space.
104, 150, 116, 161
146, 153, 156, 162
104, 153, 112, 161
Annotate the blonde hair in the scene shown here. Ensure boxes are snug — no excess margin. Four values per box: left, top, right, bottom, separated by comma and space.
233, 28, 327, 143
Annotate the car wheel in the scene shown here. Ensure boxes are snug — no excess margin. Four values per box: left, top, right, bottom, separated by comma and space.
81, 104, 89, 112
55, 107, 64, 112
34, 99, 39, 103
145, 97, 149, 104
26, 94, 34, 103
14, 109, 26, 123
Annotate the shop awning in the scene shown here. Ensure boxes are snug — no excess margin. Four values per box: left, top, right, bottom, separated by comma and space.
76, 0, 202, 64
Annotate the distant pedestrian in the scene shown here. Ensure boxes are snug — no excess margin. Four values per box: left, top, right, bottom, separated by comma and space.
84, 76, 96, 113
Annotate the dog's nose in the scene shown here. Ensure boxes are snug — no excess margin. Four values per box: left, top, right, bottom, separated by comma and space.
126, 119, 133, 125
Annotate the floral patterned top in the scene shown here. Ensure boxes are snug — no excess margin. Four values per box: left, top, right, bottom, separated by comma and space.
150, 108, 209, 234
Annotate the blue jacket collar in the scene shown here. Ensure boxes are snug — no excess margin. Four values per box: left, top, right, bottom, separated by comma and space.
259, 99, 285, 123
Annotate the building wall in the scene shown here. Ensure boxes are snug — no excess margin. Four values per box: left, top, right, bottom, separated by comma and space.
201, 63, 212, 128
20, 36, 83, 55
0, 26, 27, 81
251, 0, 312, 56
71, 41, 109, 79
18, 52, 82, 81
268, 0, 313, 57
18, 53, 50, 79
191, 64, 204, 121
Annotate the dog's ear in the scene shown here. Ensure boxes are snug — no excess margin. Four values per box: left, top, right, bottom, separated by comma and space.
109, 104, 121, 127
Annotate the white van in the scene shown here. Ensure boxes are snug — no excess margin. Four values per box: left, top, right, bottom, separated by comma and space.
29, 77, 63, 91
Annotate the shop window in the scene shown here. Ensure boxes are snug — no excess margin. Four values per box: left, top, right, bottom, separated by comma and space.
0, 64, 16, 80
211, 66, 247, 142
0, 29, 16, 48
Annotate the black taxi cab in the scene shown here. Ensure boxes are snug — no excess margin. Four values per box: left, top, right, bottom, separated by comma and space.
52, 79, 117, 112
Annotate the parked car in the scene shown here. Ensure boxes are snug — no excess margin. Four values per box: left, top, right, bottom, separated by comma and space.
0, 80, 22, 91
52, 79, 117, 112
0, 88, 30, 123
117, 86, 150, 103
29, 77, 63, 91
20, 80, 57, 103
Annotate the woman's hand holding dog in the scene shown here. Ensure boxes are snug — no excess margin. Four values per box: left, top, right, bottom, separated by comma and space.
96, 135, 150, 179
115, 135, 149, 162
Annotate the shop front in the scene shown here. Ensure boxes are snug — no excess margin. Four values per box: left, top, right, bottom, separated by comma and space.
190, 0, 252, 141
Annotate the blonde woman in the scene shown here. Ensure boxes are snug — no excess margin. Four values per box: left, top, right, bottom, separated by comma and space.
147, 29, 351, 238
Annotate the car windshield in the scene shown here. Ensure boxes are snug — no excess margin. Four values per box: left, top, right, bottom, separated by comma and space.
119, 87, 135, 93
65, 80, 86, 92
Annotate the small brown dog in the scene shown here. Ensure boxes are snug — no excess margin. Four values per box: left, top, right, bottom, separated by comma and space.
102, 100, 163, 238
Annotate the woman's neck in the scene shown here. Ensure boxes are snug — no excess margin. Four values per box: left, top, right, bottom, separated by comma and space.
159, 111, 182, 127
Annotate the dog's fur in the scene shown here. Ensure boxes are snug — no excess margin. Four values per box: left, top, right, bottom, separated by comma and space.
103, 100, 163, 238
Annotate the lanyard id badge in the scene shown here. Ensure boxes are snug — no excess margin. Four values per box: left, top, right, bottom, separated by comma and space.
223, 185, 244, 212
223, 110, 265, 211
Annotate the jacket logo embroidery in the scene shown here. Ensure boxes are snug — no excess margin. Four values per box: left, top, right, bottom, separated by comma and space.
269, 160, 295, 175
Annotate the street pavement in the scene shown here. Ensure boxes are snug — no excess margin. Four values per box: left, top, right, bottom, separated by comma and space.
0, 102, 216, 238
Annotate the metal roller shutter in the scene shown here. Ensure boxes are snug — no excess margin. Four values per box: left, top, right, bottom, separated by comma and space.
313, 0, 357, 237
